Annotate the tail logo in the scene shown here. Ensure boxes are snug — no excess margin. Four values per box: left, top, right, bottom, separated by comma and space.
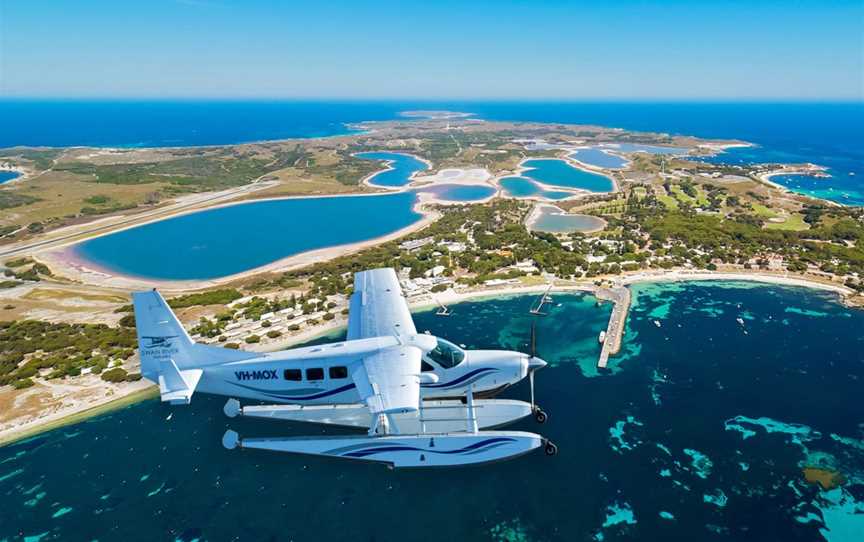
143, 335, 178, 348
140, 335, 180, 359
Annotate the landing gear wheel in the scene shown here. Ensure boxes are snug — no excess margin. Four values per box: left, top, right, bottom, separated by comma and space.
544, 441, 558, 456
534, 408, 548, 424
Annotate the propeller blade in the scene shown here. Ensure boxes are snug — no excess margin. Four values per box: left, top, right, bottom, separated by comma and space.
529, 369, 535, 410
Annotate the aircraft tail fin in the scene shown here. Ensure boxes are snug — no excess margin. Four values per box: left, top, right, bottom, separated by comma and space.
132, 290, 255, 401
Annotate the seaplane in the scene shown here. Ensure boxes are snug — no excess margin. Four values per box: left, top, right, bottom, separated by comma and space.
132, 268, 555, 468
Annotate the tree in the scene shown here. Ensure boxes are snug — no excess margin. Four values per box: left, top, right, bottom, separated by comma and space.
101, 367, 128, 383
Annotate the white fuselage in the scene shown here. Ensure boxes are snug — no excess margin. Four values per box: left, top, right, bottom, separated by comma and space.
193, 335, 528, 405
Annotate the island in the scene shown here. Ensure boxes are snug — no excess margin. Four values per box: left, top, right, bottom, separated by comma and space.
0, 113, 862, 444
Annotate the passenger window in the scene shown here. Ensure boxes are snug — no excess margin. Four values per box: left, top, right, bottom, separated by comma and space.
284, 369, 301, 381
306, 367, 325, 381
421, 361, 435, 372
329, 366, 348, 379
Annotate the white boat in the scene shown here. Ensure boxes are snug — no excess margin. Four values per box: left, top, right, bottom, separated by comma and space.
654, 320, 662, 328
598, 331, 606, 344
736, 317, 745, 326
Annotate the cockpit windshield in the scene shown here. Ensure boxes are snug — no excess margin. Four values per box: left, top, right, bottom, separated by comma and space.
426, 338, 465, 369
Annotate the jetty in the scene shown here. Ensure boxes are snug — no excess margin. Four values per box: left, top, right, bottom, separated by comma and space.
595, 286, 631, 369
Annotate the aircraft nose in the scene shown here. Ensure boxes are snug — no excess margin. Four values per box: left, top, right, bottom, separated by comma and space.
528, 356, 548, 372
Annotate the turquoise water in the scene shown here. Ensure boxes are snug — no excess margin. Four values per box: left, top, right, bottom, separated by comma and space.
1, 282, 862, 541
499, 176, 575, 200
414, 183, 495, 202
522, 159, 613, 192
569, 148, 629, 169
529, 207, 605, 233
768, 174, 863, 206
0, 171, 21, 184
355, 152, 429, 187
72, 193, 421, 280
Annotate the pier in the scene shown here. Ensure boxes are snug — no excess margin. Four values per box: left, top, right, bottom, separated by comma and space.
595, 286, 631, 369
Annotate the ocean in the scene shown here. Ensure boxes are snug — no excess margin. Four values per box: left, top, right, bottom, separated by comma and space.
1, 282, 862, 541
0, 100, 861, 204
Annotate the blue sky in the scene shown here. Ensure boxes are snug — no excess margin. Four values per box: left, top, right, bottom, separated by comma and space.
1, 0, 862, 99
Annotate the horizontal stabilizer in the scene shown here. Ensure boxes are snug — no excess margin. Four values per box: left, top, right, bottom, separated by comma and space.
157, 358, 202, 405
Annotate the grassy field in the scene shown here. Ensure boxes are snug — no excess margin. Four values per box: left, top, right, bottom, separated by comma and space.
657, 193, 679, 209
0, 169, 170, 227
765, 213, 810, 231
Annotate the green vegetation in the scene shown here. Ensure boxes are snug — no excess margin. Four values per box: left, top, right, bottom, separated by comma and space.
167, 288, 243, 309
100, 367, 140, 383
5, 257, 34, 268
3, 261, 53, 282
115, 288, 244, 314
305, 150, 382, 185
0, 192, 40, 210
0, 225, 21, 237
83, 195, 111, 205
0, 320, 137, 387
0, 148, 63, 170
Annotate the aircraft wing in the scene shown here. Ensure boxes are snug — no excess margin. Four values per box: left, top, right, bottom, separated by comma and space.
347, 268, 417, 340
351, 345, 421, 415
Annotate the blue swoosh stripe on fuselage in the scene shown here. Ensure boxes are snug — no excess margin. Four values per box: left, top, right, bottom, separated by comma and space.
421, 367, 498, 389
340, 437, 517, 458
227, 381, 357, 400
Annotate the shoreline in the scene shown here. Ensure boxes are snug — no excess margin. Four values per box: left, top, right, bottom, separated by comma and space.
0, 268, 856, 448
354, 151, 433, 190
37, 200, 442, 291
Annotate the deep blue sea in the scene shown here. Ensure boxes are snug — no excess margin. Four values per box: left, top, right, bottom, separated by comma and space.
2, 282, 862, 541
1, 100, 860, 204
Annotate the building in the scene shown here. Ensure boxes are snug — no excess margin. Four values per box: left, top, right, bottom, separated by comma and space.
399, 237, 435, 251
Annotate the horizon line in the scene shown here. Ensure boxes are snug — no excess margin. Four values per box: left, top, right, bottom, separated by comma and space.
1, 96, 862, 104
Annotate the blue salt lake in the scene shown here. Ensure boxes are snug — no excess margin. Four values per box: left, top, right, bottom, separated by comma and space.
521, 159, 614, 192
0, 171, 21, 185
528, 205, 606, 233
500, 177, 575, 200
71, 150, 499, 281
72, 192, 421, 281
355, 152, 429, 187
414, 183, 495, 202
569, 148, 629, 169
